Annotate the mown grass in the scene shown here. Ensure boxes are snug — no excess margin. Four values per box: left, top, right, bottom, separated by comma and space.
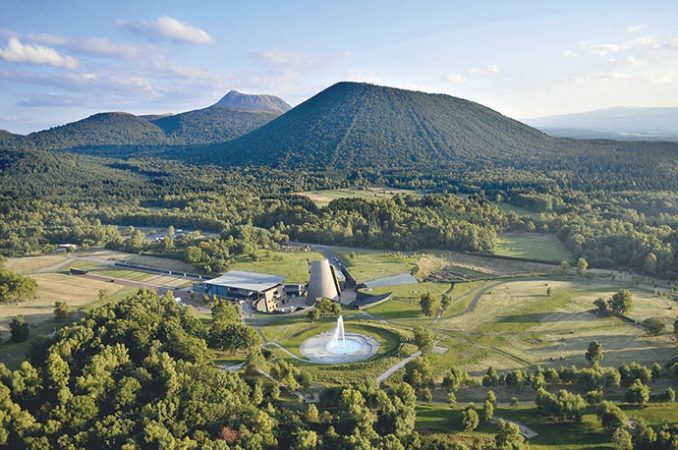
334, 248, 420, 282
494, 233, 573, 263
366, 282, 452, 326
231, 249, 325, 283
297, 187, 422, 207
416, 403, 612, 449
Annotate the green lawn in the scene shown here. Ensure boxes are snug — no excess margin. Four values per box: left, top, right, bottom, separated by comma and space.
623, 403, 678, 425
298, 187, 422, 207
494, 233, 573, 263
416, 403, 612, 449
499, 203, 543, 220
231, 249, 325, 283
334, 247, 420, 282
366, 282, 452, 325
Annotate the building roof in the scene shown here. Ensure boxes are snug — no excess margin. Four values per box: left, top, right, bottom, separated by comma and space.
204, 270, 284, 292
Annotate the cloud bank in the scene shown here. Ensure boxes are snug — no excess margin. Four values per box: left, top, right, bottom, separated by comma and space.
0, 37, 79, 69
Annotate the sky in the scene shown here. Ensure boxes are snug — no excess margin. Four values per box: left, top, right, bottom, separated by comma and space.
0, 0, 677, 134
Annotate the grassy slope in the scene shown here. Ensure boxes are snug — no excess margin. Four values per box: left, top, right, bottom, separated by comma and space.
298, 187, 422, 207
494, 233, 573, 263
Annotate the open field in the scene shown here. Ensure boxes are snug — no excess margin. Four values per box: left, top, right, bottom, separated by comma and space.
499, 203, 543, 220
83, 249, 199, 272
5, 254, 71, 274
428, 279, 678, 373
334, 247, 561, 284
0, 273, 129, 338
93, 268, 192, 288
334, 248, 420, 282
231, 249, 325, 283
297, 187, 422, 207
353, 272, 678, 378
416, 403, 612, 450
494, 233, 573, 263
365, 282, 453, 325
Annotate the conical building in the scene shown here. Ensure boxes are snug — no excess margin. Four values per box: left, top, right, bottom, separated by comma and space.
307, 259, 341, 304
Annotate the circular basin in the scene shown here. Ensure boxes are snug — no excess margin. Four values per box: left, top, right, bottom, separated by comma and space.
300, 331, 380, 364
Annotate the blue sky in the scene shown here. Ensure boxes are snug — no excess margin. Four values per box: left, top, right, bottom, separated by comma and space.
1, 0, 677, 133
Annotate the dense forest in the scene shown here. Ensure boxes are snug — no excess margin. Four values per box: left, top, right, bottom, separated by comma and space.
0, 290, 425, 449
0, 147, 677, 278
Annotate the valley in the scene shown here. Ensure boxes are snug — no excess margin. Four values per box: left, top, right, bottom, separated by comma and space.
0, 82, 676, 449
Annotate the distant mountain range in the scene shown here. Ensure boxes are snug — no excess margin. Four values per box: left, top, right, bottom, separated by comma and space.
0, 90, 290, 150
524, 107, 678, 141
1, 82, 677, 178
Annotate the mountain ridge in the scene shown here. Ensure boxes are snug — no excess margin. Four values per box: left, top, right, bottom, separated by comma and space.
0, 91, 289, 150
193, 81, 557, 168
525, 106, 678, 141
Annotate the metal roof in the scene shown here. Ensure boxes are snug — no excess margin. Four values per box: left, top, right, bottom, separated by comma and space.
204, 270, 284, 292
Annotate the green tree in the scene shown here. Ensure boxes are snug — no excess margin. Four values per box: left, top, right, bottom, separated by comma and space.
642, 318, 664, 335
483, 399, 495, 421
291, 429, 318, 450
9, 315, 30, 342
404, 356, 434, 389
305, 403, 320, 423
577, 257, 588, 276
625, 379, 650, 405
0, 270, 37, 304
599, 401, 628, 436
461, 404, 480, 431
585, 341, 603, 366
559, 260, 571, 275
308, 308, 321, 321
413, 327, 434, 352
612, 427, 633, 450
419, 292, 440, 317
494, 420, 529, 450
610, 290, 633, 316
53, 301, 73, 321
594, 297, 609, 315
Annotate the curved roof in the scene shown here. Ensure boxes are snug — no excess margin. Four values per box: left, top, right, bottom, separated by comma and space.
204, 270, 283, 292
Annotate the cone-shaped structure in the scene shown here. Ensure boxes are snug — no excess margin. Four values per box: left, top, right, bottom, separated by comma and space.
307, 259, 341, 304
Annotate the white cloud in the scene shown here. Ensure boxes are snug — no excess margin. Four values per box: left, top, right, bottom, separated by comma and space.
566, 34, 667, 57
117, 16, 213, 45
445, 72, 465, 84
28, 33, 141, 59
0, 37, 79, 69
470, 64, 500, 76
627, 24, 646, 33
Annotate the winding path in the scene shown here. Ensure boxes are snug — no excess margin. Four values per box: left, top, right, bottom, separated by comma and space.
376, 350, 422, 384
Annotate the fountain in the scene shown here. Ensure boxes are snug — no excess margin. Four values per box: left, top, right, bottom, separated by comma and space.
300, 315, 380, 364
332, 316, 345, 346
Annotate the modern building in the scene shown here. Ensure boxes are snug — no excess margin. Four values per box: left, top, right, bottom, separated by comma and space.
203, 270, 284, 312
306, 259, 342, 304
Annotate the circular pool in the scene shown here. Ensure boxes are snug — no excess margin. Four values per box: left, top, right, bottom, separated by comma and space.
300, 332, 380, 364
326, 336, 366, 355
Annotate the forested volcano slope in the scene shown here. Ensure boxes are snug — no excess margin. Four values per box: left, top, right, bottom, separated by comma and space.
197, 81, 558, 168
